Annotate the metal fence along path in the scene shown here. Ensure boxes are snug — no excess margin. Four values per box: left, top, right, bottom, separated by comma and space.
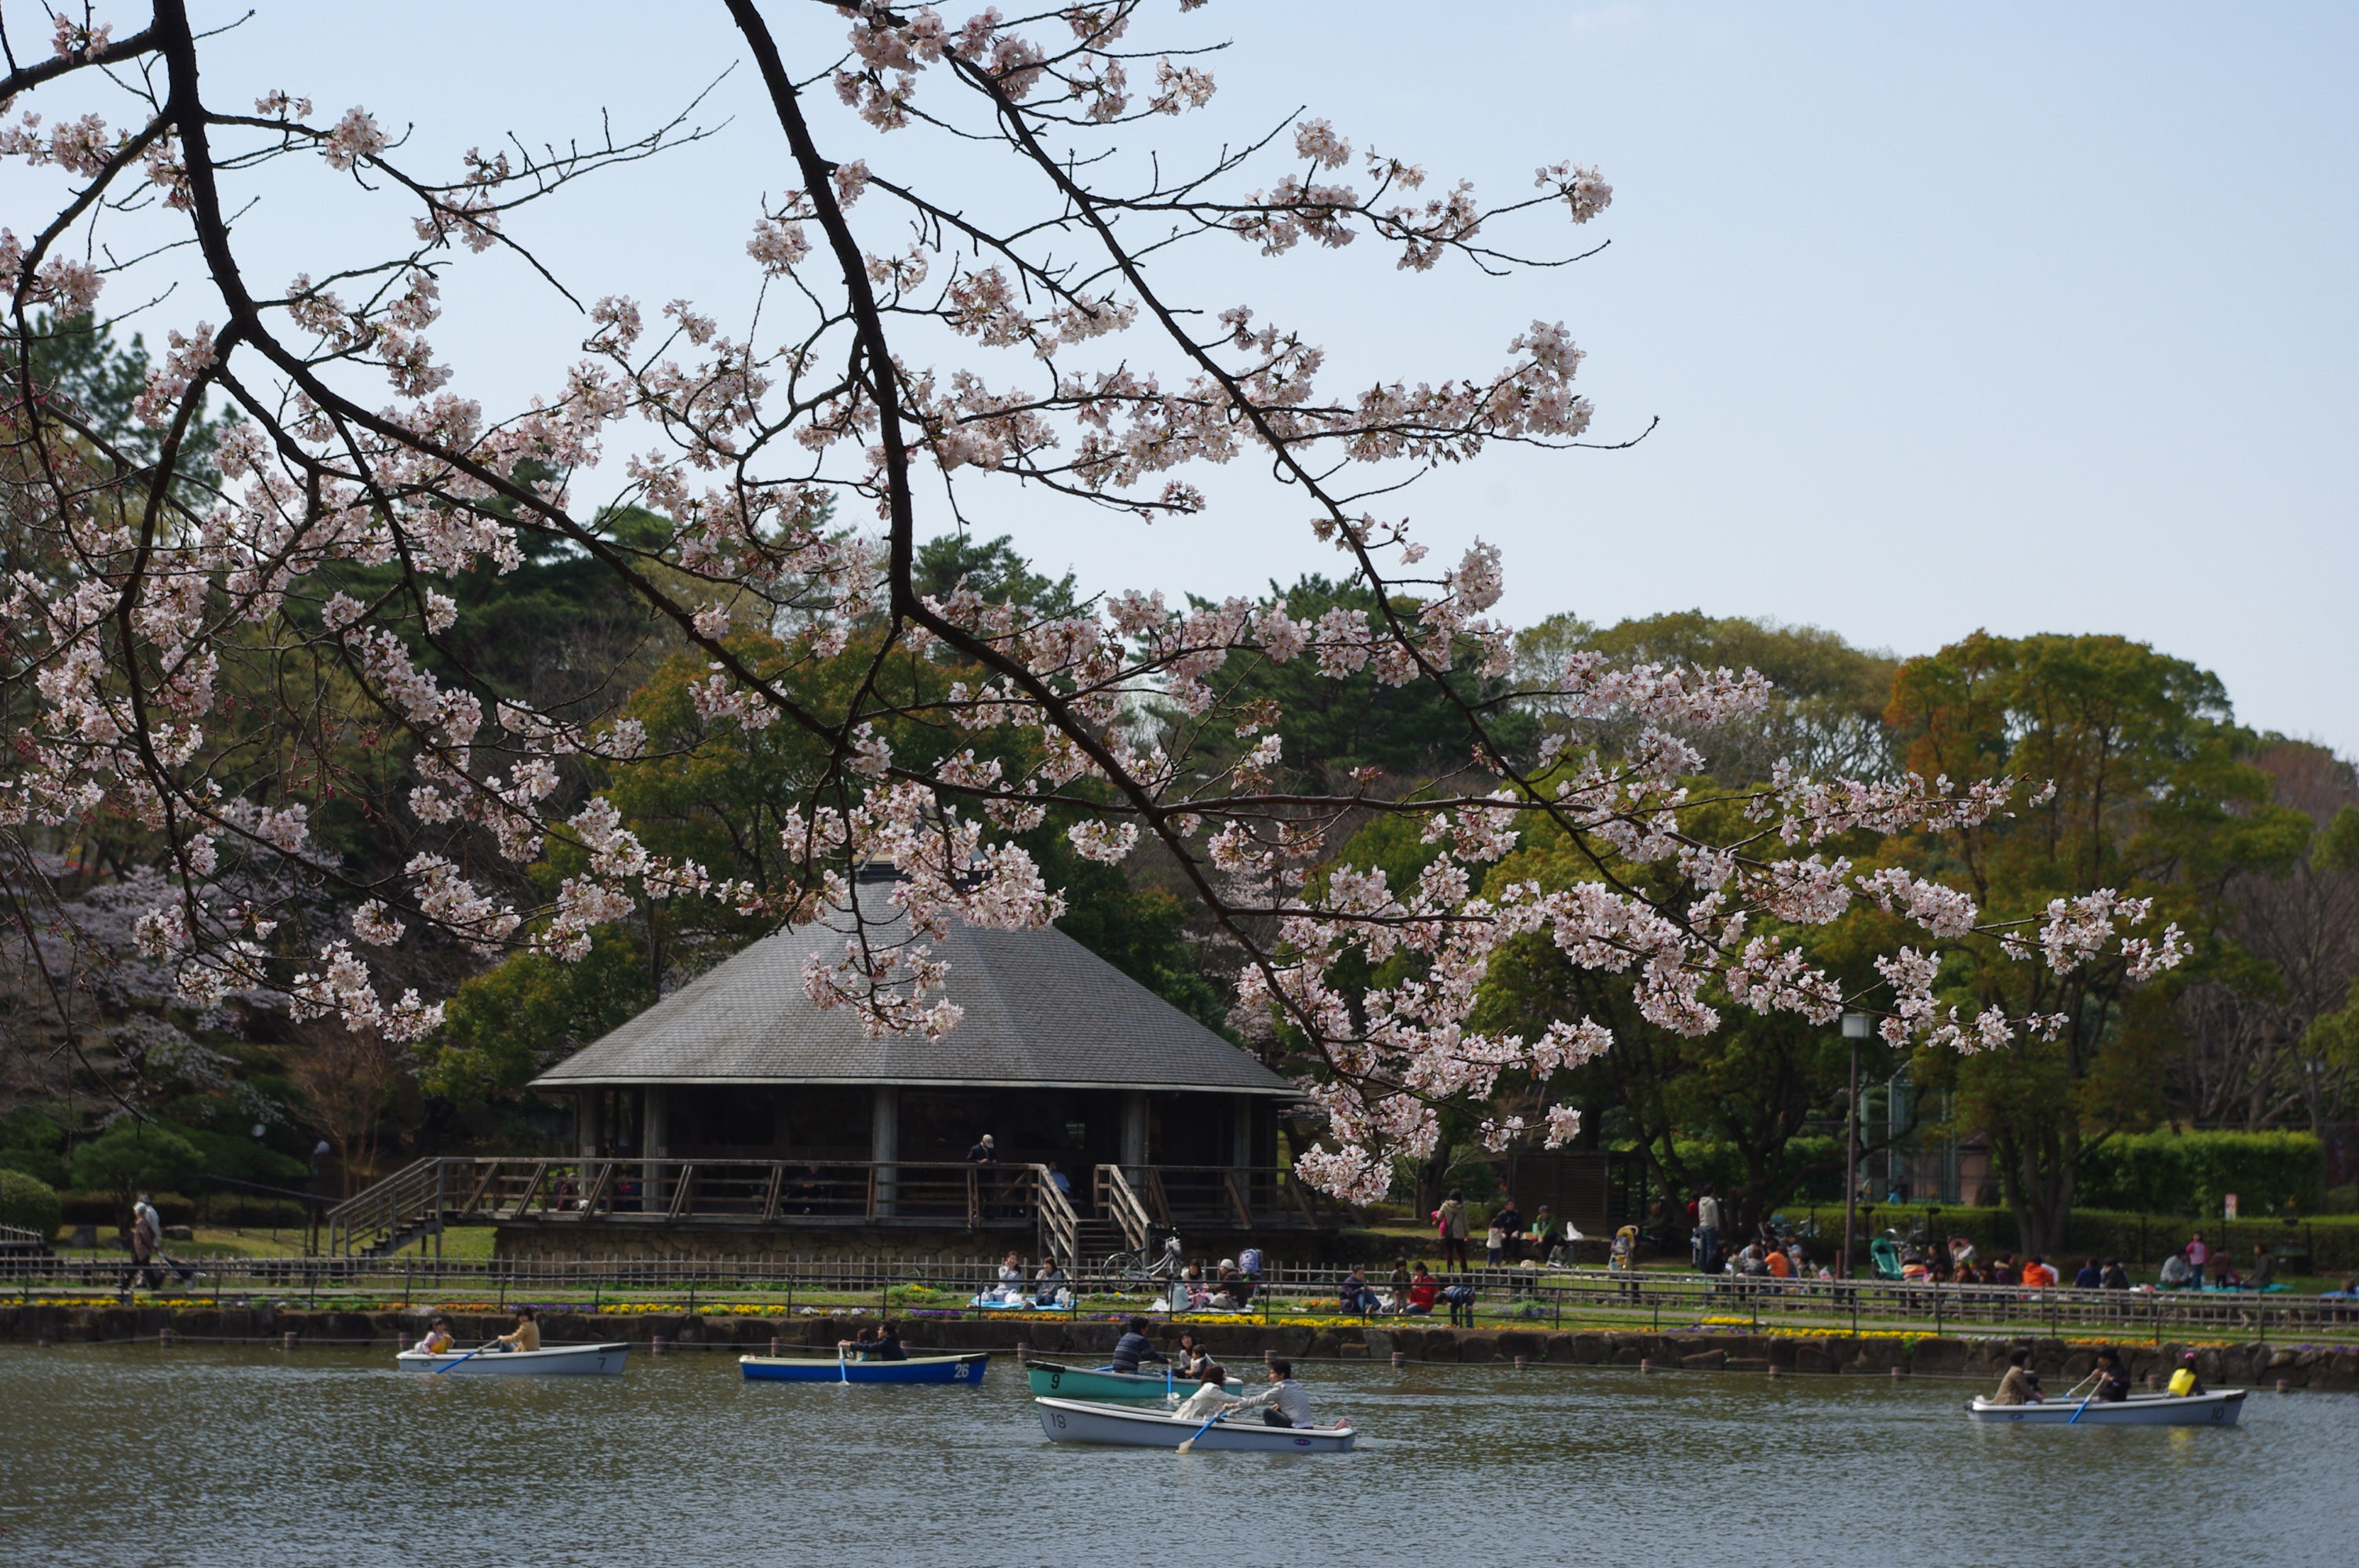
8, 1252, 2354, 1343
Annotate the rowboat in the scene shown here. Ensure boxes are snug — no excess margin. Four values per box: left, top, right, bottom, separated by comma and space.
1024, 1360, 1243, 1403
1966, 1389, 2245, 1426
739, 1351, 990, 1385
1034, 1396, 1355, 1451
395, 1341, 630, 1376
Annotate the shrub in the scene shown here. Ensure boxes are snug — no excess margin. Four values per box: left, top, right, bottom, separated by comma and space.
67, 1121, 203, 1196
60, 1191, 198, 1228
2078, 1131, 2323, 1216
0, 1169, 61, 1237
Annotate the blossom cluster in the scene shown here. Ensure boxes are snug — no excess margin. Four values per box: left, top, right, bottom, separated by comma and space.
0, 2, 2189, 1202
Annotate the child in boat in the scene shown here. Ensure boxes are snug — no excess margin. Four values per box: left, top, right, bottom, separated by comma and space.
1990, 1348, 2042, 1405
493, 1308, 540, 1353
416, 1317, 454, 1356
1173, 1332, 1215, 1379
2167, 1352, 2206, 1398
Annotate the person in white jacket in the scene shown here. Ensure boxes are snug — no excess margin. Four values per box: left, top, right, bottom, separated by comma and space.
1228, 1359, 1315, 1428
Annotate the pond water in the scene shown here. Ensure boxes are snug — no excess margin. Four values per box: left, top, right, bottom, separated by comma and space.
2, 1342, 2353, 1567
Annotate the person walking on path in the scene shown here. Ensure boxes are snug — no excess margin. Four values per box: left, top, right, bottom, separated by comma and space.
2186, 1231, 2209, 1289
1692, 1189, 1723, 1276
1437, 1189, 1470, 1273
122, 1192, 164, 1294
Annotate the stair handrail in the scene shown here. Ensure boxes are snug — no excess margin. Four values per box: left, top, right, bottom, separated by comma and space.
1030, 1163, 1079, 1266
1096, 1163, 1152, 1254
325, 1156, 454, 1255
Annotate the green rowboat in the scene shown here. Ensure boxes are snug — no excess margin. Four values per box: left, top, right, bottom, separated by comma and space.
1023, 1360, 1242, 1403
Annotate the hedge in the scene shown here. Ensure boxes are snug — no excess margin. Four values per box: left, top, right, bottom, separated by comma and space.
58, 1190, 197, 1229
2077, 1131, 2322, 1216
0, 1170, 60, 1237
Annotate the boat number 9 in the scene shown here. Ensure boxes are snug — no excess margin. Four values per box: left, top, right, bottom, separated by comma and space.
1049, 1369, 1062, 1388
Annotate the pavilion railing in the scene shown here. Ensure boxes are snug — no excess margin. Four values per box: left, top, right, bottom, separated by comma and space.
322, 1157, 1339, 1259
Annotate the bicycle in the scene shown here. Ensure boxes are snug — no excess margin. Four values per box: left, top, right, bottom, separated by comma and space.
1098, 1232, 1185, 1298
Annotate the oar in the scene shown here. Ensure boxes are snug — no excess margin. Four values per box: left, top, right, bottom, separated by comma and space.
2062, 1370, 2102, 1425
838, 1346, 849, 1385
433, 1340, 496, 1376
1176, 1408, 1224, 1454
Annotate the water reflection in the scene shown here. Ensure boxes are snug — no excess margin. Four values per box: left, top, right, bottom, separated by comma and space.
0, 1343, 2349, 1566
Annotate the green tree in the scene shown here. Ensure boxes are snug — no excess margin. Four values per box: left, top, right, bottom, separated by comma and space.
1214, 575, 1534, 793
1885, 633, 2310, 1254
68, 1121, 204, 1199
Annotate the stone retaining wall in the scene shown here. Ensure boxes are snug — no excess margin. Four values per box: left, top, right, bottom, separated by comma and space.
5, 1305, 2354, 1392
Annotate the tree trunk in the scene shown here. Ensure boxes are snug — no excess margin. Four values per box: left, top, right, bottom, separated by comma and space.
1412, 1142, 1453, 1223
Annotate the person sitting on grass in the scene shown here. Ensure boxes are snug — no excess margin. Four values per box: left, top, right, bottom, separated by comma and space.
2157, 1250, 2194, 1290
1405, 1262, 1441, 1316
1338, 1267, 1379, 1316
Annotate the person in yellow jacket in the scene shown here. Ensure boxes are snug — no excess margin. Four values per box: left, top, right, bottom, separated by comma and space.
493, 1307, 541, 1353
2167, 1352, 2206, 1398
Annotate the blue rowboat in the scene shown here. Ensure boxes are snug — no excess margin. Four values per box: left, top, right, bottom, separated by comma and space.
738, 1351, 990, 1385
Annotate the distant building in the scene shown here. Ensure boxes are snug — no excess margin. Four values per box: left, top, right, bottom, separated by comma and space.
533, 866, 1295, 1181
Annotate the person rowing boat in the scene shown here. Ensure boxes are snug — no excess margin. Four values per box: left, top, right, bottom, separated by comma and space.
837, 1321, 908, 1361
1226, 1359, 1314, 1428
1108, 1317, 1169, 1375
492, 1308, 540, 1353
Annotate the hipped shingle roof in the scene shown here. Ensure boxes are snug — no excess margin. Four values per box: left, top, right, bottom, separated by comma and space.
531, 879, 1291, 1096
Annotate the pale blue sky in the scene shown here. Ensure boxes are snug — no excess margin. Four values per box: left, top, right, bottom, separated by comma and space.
61, 3, 2359, 749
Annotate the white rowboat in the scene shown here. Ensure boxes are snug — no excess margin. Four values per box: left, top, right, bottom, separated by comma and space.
396, 1341, 631, 1376
1034, 1395, 1355, 1451
1966, 1389, 2245, 1426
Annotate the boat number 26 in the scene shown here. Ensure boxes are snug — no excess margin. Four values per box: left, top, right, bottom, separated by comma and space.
954, 1363, 974, 1380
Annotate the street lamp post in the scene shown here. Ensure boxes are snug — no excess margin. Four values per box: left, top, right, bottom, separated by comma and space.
1840, 1012, 1874, 1279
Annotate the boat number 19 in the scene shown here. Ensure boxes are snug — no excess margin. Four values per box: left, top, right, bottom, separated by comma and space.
1051, 1414, 1067, 1428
